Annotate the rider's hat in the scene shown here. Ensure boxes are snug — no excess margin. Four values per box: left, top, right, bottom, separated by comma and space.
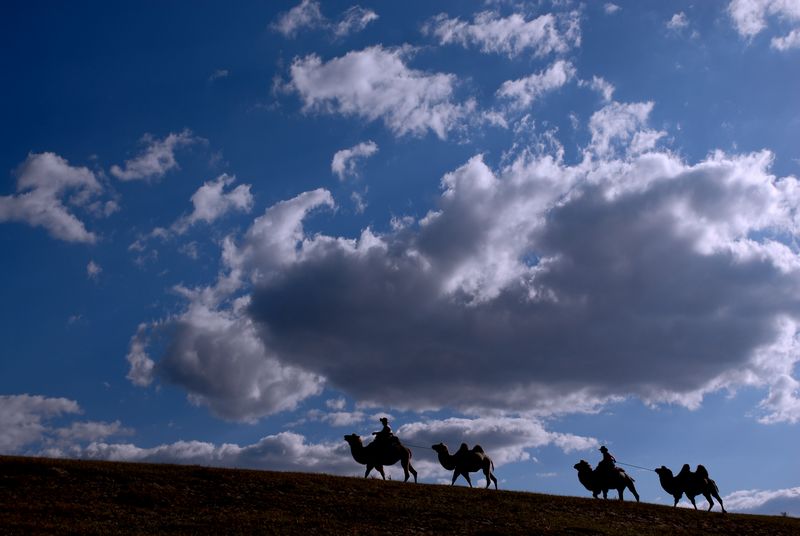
599, 445, 608, 452
380, 417, 389, 424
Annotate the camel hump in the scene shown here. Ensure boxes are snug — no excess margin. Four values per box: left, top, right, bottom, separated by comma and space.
471, 444, 485, 454
696, 464, 709, 478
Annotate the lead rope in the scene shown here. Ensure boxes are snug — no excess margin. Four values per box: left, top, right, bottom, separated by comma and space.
616, 461, 656, 472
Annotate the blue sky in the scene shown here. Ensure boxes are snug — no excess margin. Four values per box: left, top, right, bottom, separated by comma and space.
2, 0, 800, 515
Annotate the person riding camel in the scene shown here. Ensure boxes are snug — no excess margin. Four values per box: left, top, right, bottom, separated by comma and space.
372, 417, 396, 445
597, 445, 617, 477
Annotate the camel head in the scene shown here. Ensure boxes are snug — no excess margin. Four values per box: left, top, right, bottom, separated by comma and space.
574, 460, 591, 472
655, 466, 672, 477
343, 433, 362, 446
431, 442, 447, 454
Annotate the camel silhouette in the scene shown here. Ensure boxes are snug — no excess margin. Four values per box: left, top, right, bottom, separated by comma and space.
655, 464, 726, 512
343, 433, 417, 483
431, 442, 498, 489
573, 459, 639, 501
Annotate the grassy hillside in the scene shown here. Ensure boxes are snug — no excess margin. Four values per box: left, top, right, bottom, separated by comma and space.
1, 455, 797, 535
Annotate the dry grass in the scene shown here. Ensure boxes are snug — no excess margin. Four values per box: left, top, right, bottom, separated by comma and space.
1, 455, 797, 535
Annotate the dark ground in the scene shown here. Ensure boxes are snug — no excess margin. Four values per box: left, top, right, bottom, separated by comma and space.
1, 455, 797, 535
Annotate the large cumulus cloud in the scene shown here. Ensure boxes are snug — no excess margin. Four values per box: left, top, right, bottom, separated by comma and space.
242, 147, 800, 417
129, 101, 800, 423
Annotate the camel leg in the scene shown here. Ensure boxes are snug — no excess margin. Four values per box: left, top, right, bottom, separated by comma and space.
364, 465, 373, 478
483, 468, 497, 489
401, 460, 410, 483
490, 473, 498, 490
689, 495, 698, 510
401, 459, 417, 483
451, 471, 459, 486
463, 472, 473, 488
714, 492, 726, 513
375, 465, 386, 480
617, 487, 625, 501
673, 495, 680, 507
629, 483, 640, 503
704, 493, 714, 511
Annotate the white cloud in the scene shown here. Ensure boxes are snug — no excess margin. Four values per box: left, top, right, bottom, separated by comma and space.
110, 129, 200, 181
87, 260, 102, 280
209, 69, 229, 81
0, 152, 103, 243
579, 76, 615, 102
334, 6, 379, 37
424, 10, 581, 58
326, 397, 347, 410
287, 46, 474, 139
305, 408, 367, 427
272, 1, 377, 39
667, 12, 689, 31
351, 191, 367, 213
497, 60, 576, 109
399, 417, 597, 468
85, 431, 353, 475
587, 101, 665, 157
173, 174, 253, 233
771, 27, 800, 49
728, 0, 800, 49
125, 323, 156, 387
724, 487, 800, 515
331, 141, 379, 180
604, 3, 621, 14
272, 0, 325, 37
0, 394, 129, 455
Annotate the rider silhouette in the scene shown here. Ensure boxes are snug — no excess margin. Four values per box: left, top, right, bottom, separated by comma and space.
372, 417, 395, 444
597, 445, 617, 476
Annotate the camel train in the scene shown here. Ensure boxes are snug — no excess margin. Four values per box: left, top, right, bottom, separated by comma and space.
344, 420, 725, 512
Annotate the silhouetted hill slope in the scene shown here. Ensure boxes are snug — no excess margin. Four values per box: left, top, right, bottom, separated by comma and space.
1, 455, 797, 535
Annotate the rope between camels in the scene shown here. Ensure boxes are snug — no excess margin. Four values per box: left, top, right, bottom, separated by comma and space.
403, 442, 435, 451
616, 461, 656, 472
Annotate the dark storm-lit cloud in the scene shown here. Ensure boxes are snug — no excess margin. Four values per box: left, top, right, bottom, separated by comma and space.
0, 152, 104, 243
423, 9, 581, 58
244, 148, 800, 418
125, 299, 324, 423
127, 99, 800, 424
286, 46, 475, 139
110, 129, 201, 182
125, 189, 334, 421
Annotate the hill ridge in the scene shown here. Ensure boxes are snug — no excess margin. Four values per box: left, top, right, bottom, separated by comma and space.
1, 455, 797, 535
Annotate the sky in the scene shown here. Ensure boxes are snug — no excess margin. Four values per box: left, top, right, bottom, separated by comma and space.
2, 0, 800, 516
